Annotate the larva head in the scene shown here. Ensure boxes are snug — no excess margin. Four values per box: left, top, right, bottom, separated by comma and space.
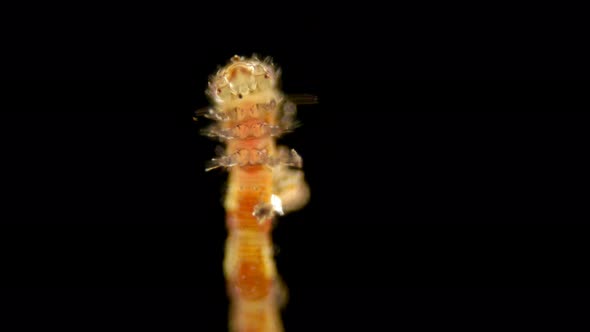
207, 55, 278, 104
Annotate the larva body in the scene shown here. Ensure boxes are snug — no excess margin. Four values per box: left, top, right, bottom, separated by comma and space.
202, 55, 309, 331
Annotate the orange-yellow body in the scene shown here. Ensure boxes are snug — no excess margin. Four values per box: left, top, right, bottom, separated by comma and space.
203, 55, 309, 332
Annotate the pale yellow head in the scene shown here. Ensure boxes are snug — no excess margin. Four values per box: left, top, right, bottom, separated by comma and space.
208, 55, 279, 105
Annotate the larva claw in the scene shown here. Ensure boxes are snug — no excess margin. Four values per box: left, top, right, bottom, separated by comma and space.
205, 146, 238, 171
205, 155, 237, 172
195, 107, 229, 122
201, 125, 235, 140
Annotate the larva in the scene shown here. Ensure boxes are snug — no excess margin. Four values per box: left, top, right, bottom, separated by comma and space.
198, 55, 311, 332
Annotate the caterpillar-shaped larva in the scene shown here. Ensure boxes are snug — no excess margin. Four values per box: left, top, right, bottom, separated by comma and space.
199, 55, 310, 331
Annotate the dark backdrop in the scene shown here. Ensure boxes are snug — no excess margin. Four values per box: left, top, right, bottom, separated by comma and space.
1, 7, 589, 332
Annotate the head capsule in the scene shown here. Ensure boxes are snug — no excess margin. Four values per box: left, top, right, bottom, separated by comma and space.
207, 55, 279, 104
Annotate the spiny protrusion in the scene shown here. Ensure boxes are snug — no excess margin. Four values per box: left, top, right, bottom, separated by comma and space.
205, 146, 235, 171
193, 107, 230, 122
206, 148, 270, 171
206, 147, 303, 171
206, 155, 237, 172
272, 147, 303, 168
200, 125, 236, 140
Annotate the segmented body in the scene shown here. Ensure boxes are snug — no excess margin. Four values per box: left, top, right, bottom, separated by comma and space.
202, 55, 309, 332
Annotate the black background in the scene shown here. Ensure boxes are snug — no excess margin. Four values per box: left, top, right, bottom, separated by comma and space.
1, 5, 589, 331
